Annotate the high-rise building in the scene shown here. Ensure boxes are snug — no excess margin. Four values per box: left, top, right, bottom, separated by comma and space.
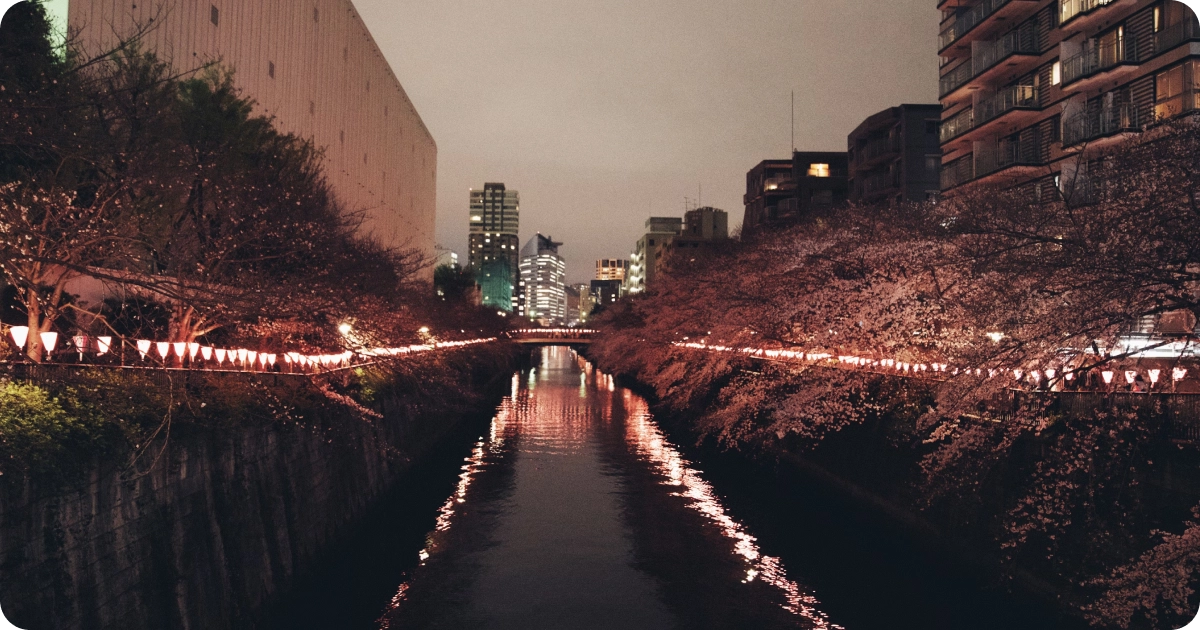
937, 0, 1200, 195
468, 183, 520, 312
626, 217, 683, 294
590, 279, 624, 309
59, 0, 437, 262
742, 152, 849, 235
519, 234, 567, 323
848, 105, 943, 205
595, 259, 630, 282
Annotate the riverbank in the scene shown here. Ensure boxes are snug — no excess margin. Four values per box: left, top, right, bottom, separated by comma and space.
0, 343, 525, 630
587, 343, 1200, 630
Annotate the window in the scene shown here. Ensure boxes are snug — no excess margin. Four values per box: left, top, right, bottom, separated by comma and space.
808, 163, 831, 177
309, 101, 315, 115
925, 155, 941, 176
314, 7, 320, 22
1155, 6, 1162, 32
1051, 61, 1062, 86
210, 5, 219, 25
1156, 63, 1186, 117
268, 61, 275, 79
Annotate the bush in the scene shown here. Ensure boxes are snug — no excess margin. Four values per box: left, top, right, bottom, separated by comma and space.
0, 381, 111, 474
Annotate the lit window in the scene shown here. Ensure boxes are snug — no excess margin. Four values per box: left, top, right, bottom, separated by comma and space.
808, 163, 831, 177
1051, 61, 1061, 86
471, 215, 482, 221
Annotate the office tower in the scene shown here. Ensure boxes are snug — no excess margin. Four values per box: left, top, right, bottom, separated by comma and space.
519, 234, 567, 323
468, 183, 520, 312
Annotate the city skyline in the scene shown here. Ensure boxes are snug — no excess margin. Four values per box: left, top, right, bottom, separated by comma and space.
354, 0, 938, 283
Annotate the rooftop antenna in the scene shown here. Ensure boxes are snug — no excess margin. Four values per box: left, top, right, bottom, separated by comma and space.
791, 90, 795, 153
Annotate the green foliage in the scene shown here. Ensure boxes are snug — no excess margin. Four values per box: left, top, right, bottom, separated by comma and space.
0, 381, 114, 474
434, 264, 476, 302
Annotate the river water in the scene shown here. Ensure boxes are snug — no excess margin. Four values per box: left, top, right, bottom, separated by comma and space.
267, 346, 1079, 630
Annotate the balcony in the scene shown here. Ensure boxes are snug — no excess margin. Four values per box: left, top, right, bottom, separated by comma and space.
939, 0, 1040, 53
1155, 20, 1200, 55
941, 86, 1039, 147
1154, 90, 1200, 121
860, 170, 900, 200
941, 155, 975, 190
940, 107, 974, 143
976, 84, 1039, 125
1061, 103, 1150, 147
941, 28, 1043, 100
1062, 35, 1140, 88
975, 139, 1044, 178
1059, 0, 1135, 29
857, 135, 901, 169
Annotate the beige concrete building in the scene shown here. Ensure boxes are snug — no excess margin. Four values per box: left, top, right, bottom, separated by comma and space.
63, 0, 437, 259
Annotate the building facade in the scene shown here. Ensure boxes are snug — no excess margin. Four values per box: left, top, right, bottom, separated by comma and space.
742, 152, 849, 235
468, 183, 520, 312
63, 0, 437, 260
660, 207, 730, 272
938, 0, 1200, 194
519, 234, 567, 324
848, 104, 943, 205
626, 217, 683, 295
595, 259, 630, 282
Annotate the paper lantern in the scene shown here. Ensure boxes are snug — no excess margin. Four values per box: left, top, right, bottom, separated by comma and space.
258, 353, 268, 367
9, 326, 29, 349
97, 337, 112, 355
1149, 369, 1161, 384
247, 351, 258, 367
267, 354, 277, 366
1102, 371, 1115, 384
237, 349, 249, 364
1045, 369, 1056, 380
1174, 368, 1188, 382
172, 342, 187, 358
1125, 371, 1138, 385
73, 336, 88, 353
156, 342, 170, 359
188, 343, 200, 361
201, 347, 213, 361
137, 340, 152, 359
40, 332, 59, 353
1013, 369, 1024, 380
215, 349, 227, 363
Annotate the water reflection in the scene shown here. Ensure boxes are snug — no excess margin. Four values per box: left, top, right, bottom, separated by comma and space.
377, 347, 835, 630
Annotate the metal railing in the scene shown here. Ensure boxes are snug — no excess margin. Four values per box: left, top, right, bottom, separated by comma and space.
940, 107, 974, 143
939, 0, 1019, 50
1061, 103, 1150, 146
975, 139, 1044, 177
1062, 34, 1139, 85
858, 135, 900, 164
941, 155, 975, 189
940, 61, 975, 97
1155, 19, 1200, 54
860, 170, 899, 198
975, 84, 1039, 125
1060, 0, 1117, 24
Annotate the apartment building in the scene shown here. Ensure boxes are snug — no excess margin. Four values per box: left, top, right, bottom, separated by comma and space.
938, 0, 1200, 194
626, 217, 683, 295
848, 105, 944, 204
742, 152, 849, 235
595, 259, 631, 282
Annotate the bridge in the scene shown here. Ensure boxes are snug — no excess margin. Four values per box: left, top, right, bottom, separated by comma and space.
508, 328, 597, 345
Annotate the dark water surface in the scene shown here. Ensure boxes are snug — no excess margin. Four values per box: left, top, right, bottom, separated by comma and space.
267, 346, 1080, 630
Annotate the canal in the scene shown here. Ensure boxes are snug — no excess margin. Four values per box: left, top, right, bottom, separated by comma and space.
266, 346, 1082, 630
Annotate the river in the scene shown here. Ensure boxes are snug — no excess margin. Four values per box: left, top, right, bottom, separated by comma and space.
265, 346, 1080, 630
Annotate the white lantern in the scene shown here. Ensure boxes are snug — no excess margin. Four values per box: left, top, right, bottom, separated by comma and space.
1102, 371, 1115, 384
1174, 368, 1188, 382
97, 337, 112, 355
156, 342, 170, 359
1149, 369, 1161, 384
40, 332, 59, 353
215, 349, 227, 364
188, 343, 200, 361
137, 340, 152, 359
237, 349, 249, 364
9, 326, 29, 349
172, 342, 187, 358
201, 347, 213, 361
1045, 369, 1056, 380
1125, 371, 1138, 385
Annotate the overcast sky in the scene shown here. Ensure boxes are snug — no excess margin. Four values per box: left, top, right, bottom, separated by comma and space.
355, 0, 939, 284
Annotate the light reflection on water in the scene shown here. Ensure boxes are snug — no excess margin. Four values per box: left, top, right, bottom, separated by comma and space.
378, 347, 838, 630
616, 383, 841, 629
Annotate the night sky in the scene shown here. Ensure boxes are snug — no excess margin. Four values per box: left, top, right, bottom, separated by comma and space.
355, 0, 939, 283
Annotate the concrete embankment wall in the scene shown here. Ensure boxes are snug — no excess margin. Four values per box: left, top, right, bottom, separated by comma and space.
0, 359, 517, 630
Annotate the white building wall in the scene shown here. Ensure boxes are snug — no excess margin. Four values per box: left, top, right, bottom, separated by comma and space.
66, 0, 437, 261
